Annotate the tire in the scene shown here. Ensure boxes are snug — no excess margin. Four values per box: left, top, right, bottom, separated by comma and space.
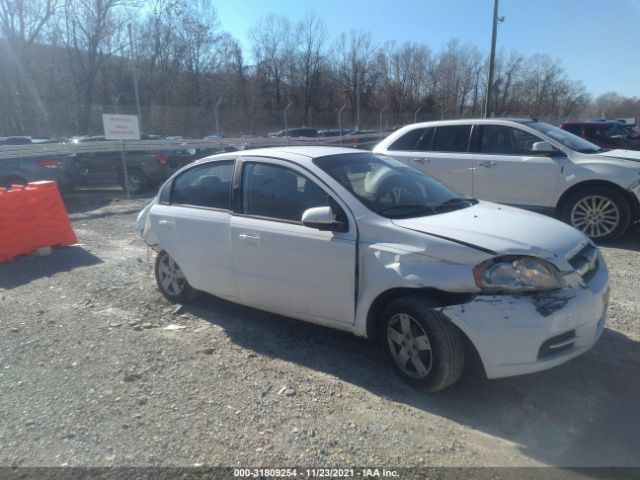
560, 186, 631, 242
123, 168, 148, 195
0, 176, 27, 189
381, 294, 464, 392
154, 250, 198, 303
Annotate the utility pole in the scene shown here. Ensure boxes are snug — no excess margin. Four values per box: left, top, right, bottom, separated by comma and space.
484, 0, 503, 118
128, 23, 143, 133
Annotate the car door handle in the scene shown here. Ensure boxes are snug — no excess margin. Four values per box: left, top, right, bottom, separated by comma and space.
413, 157, 429, 164
478, 161, 497, 168
239, 233, 262, 244
158, 219, 176, 229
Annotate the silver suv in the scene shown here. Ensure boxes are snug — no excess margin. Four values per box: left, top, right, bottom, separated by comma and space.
374, 118, 640, 241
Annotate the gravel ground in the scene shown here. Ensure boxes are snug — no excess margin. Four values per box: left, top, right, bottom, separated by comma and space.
1, 191, 639, 469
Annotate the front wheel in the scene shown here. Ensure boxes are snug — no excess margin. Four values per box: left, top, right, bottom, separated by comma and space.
154, 251, 198, 303
382, 295, 464, 392
561, 186, 631, 242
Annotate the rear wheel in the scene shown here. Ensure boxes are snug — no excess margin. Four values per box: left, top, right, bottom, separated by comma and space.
382, 295, 464, 392
154, 251, 198, 303
561, 186, 631, 242
123, 168, 148, 195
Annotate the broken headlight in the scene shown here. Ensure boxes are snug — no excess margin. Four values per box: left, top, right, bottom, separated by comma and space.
473, 256, 564, 293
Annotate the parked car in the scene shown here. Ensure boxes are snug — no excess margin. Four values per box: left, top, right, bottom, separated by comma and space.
163, 143, 238, 171
68, 135, 171, 194
560, 120, 640, 151
374, 118, 640, 241
318, 128, 354, 137
266, 127, 319, 138
0, 137, 74, 191
137, 146, 609, 392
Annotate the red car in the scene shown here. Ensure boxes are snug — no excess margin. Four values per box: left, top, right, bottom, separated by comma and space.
560, 120, 640, 150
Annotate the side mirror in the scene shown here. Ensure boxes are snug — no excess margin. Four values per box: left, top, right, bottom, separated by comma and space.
532, 141, 562, 155
302, 206, 339, 231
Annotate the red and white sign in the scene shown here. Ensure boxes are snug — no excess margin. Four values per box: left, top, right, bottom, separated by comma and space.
102, 114, 141, 140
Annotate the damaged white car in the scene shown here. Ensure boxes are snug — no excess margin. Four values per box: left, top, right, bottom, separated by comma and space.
137, 147, 609, 392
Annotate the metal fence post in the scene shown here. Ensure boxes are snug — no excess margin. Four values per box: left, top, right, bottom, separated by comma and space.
120, 140, 130, 198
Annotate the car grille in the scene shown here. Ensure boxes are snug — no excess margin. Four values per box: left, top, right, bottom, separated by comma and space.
538, 330, 576, 359
568, 242, 599, 283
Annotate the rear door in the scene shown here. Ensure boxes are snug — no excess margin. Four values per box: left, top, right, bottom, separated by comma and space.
472, 125, 561, 208
149, 159, 238, 298
230, 158, 357, 325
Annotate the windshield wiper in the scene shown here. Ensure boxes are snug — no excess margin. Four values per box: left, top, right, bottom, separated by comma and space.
433, 197, 477, 212
377, 204, 435, 217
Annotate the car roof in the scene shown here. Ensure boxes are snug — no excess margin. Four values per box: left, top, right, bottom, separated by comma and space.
396, 118, 536, 128
199, 146, 369, 167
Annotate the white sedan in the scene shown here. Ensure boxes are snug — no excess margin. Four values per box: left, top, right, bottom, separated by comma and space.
137, 147, 609, 392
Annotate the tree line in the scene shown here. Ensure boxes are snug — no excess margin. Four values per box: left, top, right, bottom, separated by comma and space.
1, 0, 638, 137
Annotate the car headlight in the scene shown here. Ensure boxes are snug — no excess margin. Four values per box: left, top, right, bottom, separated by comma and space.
473, 256, 564, 293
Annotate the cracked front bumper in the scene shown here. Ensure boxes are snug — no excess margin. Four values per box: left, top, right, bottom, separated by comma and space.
442, 253, 609, 379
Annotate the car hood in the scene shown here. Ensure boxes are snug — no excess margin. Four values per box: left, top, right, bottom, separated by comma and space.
596, 149, 640, 162
392, 201, 587, 269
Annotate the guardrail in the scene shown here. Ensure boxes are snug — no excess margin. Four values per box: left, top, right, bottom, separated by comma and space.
0, 135, 381, 160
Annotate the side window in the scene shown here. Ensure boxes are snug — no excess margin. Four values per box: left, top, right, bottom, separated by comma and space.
433, 125, 471, 152
389, 128, 434, 151
242, 162, 329, 222
563, 124, 581, 136
171, 161, 234, 209
481, 126, 544, 155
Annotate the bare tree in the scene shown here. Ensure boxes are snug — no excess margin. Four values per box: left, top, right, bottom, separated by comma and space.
250, 14, 296, 110
334, 30, 377, 128
293, 12, 326, 125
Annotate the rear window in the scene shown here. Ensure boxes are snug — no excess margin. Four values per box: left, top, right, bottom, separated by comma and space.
388, 127, 435, 151
433, 125, 471, 152
170, 160, 234, 209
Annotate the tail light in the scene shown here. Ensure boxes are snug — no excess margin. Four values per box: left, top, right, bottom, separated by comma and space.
155, 153, 168, 166
37, 159, 61, 168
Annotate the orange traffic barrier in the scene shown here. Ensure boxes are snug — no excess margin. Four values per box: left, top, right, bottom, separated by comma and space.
0, 181, 77, 263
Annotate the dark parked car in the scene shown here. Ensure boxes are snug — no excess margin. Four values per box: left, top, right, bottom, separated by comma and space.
68, 135, 171, 194
266, 127, 319, 138
164, 143, 238, 171
560, 120, 640, 151
0, 137, 74, 191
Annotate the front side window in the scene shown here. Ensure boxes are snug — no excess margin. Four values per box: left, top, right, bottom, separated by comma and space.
480, 125, 544, 155
171, 160, 234, 209
241, 162, 329, 222
314, 152, 477, 219
432, 125, 471, 152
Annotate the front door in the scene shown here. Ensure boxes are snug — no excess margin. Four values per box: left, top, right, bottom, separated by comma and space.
230, 160, 357, 325
472, 125, 561, 208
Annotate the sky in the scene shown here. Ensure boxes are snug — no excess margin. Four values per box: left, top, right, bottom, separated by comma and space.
214, 0, 640, 98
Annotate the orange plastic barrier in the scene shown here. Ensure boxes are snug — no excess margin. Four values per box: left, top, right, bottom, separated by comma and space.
0, 181, 77, 263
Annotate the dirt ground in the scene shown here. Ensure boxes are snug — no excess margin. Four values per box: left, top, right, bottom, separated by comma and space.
1, 191, 639, 469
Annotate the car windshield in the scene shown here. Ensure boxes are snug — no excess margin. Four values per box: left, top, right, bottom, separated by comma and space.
314, 152, 477, 219
527, 121, 605, 153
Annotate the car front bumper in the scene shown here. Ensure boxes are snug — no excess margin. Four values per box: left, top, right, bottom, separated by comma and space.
441, 253, 609, 379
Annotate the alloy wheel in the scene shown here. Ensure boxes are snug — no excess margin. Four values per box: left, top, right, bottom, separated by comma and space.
157, 254, 186, 296
387, 313, 433, 379
570, 195, 620, 239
